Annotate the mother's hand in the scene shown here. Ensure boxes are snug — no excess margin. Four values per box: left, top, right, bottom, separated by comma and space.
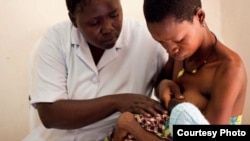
156, 79, 184, 109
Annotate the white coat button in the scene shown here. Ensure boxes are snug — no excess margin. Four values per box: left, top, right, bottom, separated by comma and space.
92, 77, 98, 83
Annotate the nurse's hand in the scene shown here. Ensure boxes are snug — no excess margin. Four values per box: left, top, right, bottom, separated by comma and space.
113, 94, 167, 117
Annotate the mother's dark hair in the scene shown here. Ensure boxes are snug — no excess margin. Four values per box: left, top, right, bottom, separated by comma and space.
143, 0, 202, 23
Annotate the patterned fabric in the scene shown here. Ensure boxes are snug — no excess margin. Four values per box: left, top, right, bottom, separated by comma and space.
105, 113, 172, 141
230, 115, 242, 125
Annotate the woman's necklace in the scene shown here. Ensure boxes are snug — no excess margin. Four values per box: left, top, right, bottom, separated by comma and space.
177, 32, 217, 79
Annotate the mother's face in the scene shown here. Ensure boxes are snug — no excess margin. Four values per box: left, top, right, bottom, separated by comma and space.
147, 17, 204, 61
70, 0, 123, 50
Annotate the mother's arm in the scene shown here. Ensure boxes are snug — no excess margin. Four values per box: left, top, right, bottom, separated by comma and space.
204, 59, 247, 124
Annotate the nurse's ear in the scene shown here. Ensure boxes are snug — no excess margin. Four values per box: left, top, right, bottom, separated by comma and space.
68, 12, 78, 28
195, 8, 206, 27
